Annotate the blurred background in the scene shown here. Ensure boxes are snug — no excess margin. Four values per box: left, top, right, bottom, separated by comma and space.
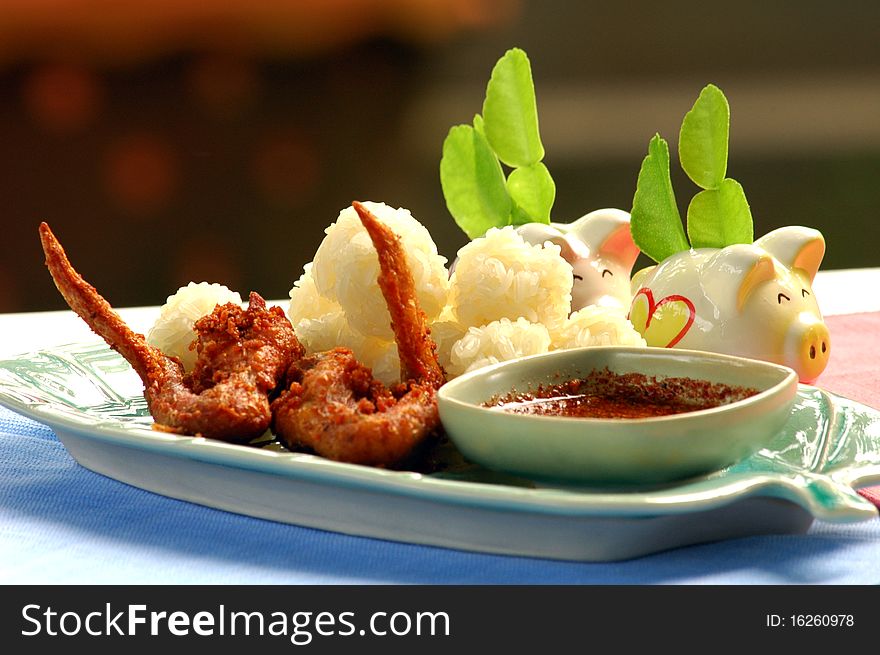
2, 0, 878, 313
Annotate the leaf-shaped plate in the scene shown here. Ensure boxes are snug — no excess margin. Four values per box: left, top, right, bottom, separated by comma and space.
1, 342, 878, 561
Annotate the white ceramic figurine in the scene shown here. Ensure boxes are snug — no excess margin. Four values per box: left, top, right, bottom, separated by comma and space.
628, 226, 830, 382
516, 208, 641, 312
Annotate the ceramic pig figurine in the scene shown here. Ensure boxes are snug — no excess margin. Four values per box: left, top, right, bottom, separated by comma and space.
517, 208, 641, 311
628, 226, 830, 382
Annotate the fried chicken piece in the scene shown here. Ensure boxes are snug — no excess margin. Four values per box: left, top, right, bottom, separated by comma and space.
39, 222, 302, 442
271, 201, 446, 466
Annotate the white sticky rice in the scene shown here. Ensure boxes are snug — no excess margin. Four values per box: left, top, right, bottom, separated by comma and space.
443, 309, 645, 376
292, 307, 402, 385
288, 263, 340, 325
448, 226, 572, 334
307, 201, 449, 340
448, 317, 552, 377
146, 282, 243, 371
552, 305, 647, 349
288, 202, 450, 385
288, 203, 645, 382
428, 318, 467, 375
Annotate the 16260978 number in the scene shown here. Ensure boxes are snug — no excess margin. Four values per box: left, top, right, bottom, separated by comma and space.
792, 615, 854, 627
766, 614, 854, 628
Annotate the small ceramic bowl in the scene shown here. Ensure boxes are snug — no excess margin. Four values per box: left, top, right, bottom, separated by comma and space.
438, 346, 798, 486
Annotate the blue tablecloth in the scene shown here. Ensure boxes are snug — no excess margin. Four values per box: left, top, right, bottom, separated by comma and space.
2, 404, 879, 585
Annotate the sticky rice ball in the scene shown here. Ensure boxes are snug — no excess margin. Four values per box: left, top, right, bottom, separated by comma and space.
551, 305, 647, 349
288, 263, 340, 323
146, 282, 243, 371
309, 202, 450, 340
308, 318, 401, 386
291, 308, 348, 354
293, 307, 402, 385
428, 318, 468, 375
448, 317, 551, 377
449, 226, 572, 333
297, 313, 466, 386
339, 333, 401, 387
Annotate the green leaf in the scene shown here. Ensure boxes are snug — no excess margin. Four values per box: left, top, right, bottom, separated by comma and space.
440, 124, 513, 239
631, 134, 690, 263
509, 203, 533, 226
686, 178, 753, 248
472, 113, 485, 135
679, 84, 729, 190
482, 48, 545, 168
506, 162, 555, 224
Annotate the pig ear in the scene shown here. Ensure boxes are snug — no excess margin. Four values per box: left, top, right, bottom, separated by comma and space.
516, 223, 587, 264
736, 255, 777, 312
754, 226, 825, 282
564, 208, 640, 271
702, 244, 778, 313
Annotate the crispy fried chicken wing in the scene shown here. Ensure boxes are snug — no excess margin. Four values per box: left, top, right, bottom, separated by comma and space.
39, 222, 302, 442
271, 201, 446, 466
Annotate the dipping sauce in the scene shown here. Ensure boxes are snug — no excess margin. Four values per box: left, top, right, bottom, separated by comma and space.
484, 368, 760, 419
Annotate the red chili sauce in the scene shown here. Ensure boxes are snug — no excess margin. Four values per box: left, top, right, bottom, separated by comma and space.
484, 368, 760, 419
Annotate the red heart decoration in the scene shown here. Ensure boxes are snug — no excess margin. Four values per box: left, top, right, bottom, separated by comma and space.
630, 288, 696, 348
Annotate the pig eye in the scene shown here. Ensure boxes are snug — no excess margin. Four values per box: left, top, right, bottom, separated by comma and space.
777, 293, 791, 304
801, 288, 810, 297
601, 269, 613, 278
573, 274, 584, 281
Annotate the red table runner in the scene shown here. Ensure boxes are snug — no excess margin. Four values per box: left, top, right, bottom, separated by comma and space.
816, 312, 880, 508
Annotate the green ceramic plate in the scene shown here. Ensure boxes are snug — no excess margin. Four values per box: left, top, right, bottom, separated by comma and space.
0, 341, 878, 561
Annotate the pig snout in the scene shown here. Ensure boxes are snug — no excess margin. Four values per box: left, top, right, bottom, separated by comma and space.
784, 315, 830, 383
